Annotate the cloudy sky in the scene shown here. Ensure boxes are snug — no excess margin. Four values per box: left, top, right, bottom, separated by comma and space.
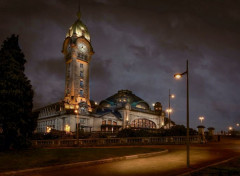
1, 0, 240, 131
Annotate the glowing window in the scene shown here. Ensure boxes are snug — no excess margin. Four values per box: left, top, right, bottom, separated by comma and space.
46, 126, 51, 133
131, 119, 156, 129
65, 125, 70, 133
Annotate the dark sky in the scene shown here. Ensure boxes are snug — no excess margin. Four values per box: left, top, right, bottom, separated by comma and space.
1, 0, 240, 132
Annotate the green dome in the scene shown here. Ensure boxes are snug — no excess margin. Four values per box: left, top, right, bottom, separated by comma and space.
99, 90, 150, 110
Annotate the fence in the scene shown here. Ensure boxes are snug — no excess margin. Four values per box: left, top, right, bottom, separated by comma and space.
32, 136, 201, 148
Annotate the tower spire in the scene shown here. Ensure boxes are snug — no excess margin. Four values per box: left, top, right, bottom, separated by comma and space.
77, 0, 81, 19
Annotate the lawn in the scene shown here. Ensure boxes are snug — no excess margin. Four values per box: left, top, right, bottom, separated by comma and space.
0, 147, 163, 172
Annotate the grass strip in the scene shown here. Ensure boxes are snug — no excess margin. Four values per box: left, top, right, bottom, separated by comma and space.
0, 147, 163, 172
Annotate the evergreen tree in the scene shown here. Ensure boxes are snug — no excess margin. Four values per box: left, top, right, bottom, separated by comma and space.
0, 35, 36, 150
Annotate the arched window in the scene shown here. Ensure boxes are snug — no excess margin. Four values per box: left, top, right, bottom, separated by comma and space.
130, 119, 156, 129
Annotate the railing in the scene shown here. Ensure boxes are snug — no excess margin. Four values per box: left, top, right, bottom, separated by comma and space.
32, 136, 201, 148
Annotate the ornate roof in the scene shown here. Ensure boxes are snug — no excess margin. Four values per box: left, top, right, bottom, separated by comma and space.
99, 90, 150, 110
66, 11, 90, 42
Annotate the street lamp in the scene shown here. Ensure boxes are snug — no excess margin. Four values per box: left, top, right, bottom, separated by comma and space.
74, 109, 79, 145
174, 60, 190, 168
168, 89, 175, 128
236, 123, 239, 127
199, 116, 204, 124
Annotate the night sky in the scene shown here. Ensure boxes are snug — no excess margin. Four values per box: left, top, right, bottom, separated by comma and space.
1, 0, 240, 132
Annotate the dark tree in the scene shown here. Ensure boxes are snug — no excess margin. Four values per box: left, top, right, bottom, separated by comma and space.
0, 35, 36, 150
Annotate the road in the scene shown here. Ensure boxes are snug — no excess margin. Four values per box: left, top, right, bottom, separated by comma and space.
9, 137, 240, 176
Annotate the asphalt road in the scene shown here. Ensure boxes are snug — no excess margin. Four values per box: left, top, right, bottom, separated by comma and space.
9, 137, 240, 176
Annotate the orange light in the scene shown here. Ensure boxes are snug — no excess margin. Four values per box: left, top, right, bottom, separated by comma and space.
74, 109, 78, 114
46, 126, 51, 133
174, 74, 182, 79
229, 126, 233, 131
65, 125, 70, 133
166, 108, 172, 113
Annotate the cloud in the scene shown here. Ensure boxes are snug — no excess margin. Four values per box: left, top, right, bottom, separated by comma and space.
0, 0, 240, 131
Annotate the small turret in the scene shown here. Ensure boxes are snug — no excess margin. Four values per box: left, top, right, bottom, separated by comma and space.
154, 102, 162, 115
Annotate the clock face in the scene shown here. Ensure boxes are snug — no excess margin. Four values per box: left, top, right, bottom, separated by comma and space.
78, 43, 88, 53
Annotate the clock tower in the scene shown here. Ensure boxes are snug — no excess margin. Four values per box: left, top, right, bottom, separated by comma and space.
62, 11, 94, 112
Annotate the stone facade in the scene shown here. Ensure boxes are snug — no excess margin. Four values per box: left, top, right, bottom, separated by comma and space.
35, 12, 171, 134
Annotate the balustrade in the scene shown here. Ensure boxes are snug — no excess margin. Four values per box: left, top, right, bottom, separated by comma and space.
32, 136, 201, 147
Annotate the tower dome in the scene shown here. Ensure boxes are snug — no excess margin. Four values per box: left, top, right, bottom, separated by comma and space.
65, 11, 90, 42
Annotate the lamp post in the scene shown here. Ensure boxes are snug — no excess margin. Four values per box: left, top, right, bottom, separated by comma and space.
168, 89, 175, 128
74, 109, 79, 145
199, 116, 204, 124
174, 60, 190, 168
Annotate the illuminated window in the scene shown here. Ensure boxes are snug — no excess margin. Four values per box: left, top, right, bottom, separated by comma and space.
113, 121, 117, 126
102, 120, 106, 125
108, 120, 112, 125
46, 126, 51, 133
65, 124, 70, 133
131, 119, 156, 129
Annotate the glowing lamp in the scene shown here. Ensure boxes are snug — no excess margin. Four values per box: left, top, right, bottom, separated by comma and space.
174, 74, 182, 79
166, 108, 172, 113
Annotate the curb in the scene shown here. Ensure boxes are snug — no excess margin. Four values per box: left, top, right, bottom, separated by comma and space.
0, 149, 168, 176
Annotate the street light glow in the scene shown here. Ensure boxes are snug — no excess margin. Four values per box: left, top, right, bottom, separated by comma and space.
236, 123, 239, 127
229, 126, 233, 131
171, 94, 175, 98
166, 108, 172, 113
74, 109, 78, 114
174, 74, 182, 79
199, 116, 204, 123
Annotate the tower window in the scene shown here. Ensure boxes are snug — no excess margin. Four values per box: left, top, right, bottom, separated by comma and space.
80, 90, 84, 97
80, 80, 84, 88
80, 71, 83, 78
78, 54, 87, 61
80, 63, 83, 68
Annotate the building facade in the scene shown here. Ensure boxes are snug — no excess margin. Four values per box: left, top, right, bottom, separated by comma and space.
35, 12, 170, 134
